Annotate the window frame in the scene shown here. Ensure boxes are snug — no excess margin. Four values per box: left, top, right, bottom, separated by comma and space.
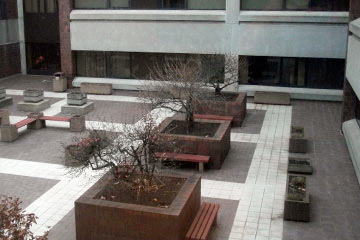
0, 0, 7, 20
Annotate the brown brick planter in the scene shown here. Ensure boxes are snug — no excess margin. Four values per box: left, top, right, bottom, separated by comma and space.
158, 117, 231, 169
284, 175, 310, 222
75, 172, 201, 240
193, 92, 247, 127
289, 126, 308, 153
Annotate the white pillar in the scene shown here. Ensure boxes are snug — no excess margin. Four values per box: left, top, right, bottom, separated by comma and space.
17, 0, 26, 74
226, 0, 240, 24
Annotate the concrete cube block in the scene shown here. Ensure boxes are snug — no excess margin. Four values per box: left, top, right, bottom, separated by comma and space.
24, 90, 44, 103
27, 112, 46, 130
0, 97, 13, 108
0, 124, 19, 142
68, 92, 87, 106
0, 109, 10, 125
70, 115, 86, 132
62, 102, 94, 115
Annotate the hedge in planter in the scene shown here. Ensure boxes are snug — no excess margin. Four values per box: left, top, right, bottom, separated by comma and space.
289, 126, 308, 153
284, 175, 310, 222
288, 157, 313, 175
67, 117, 201, 240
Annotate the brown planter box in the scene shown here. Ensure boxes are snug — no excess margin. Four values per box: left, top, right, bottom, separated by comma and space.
193, 92, 247, 127
75, 172, 201, 240
284, 175, 310, 222
158, 117, 231, 170
289, 126, 308, 153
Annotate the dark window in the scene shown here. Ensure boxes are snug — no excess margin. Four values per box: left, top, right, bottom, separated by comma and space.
25, 0, 58, 13
74, 0, 225, 10
241, 0, 349, 11
356, 99, 360, 127
26, 43, 61, 75
0, 0, 6, 20
241, 56, 344, 89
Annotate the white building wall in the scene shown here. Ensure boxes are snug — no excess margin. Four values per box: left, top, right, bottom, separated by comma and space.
346, 19, 360, 99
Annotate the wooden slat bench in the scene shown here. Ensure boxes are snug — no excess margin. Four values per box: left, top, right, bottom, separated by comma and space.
15, 118, 36, 128
185, 202, 219, 240
194, 114, 233, 123
40, 116, 72, 122
155, 152, 210, 172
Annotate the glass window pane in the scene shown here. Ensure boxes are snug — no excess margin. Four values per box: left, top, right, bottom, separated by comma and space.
131, 0, 160, 9
110, 0, 129, 8
47, 0, 56, 13
76, 52, 106, 78
241, 0, 282, 10
32, 0, 39, 12
188, 0, 225, 10
74, 0, 107, 9
39, 0, 45, 13
109, 52, 130, 78
163, 0, 185, 9
286, 0, 309, 10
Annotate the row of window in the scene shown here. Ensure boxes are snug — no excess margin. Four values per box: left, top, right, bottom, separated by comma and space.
73, 0, 348, 11
74, 0, 225, 10
76, 51, 345, 90
24, 0, 58, 14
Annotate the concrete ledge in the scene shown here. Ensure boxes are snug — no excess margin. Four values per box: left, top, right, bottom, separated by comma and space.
239, 11, 349, 23
254, 91, 291, 105
61, 102, 94, 115
349, 18, 360, 39
17, 100, 51, 112
343, 119, 360, 185
0, 97, 13, 108
81, 82, 112, 95
70, 10, 226, 22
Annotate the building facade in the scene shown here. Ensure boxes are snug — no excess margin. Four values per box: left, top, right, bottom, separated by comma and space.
0, 0, 351, 100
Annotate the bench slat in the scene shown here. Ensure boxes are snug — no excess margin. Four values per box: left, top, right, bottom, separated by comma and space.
16, 118, 36, 129
40, 116, 72, 122
194, 204, 215, 240
200, 204, 219, 240
187, 204, 210, 240
155, 152, 210, 163
185, 202, 219, 240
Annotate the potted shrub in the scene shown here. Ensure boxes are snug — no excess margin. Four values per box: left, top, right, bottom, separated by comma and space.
193, 55, 247, 127
142, 57, 231, 169
69, 117, 201, 240
284, 175, 310, 222
289, 126, 308, 153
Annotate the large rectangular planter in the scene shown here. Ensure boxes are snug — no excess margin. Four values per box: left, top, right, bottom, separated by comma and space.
75, 172, 201, 240
81, 82, 112, 95
158, 117, 231, 169
193, 92, 247, 127
289, 126, 308, 153
284, 175, 310, 222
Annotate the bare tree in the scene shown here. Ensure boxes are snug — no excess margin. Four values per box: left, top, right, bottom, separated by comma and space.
141, 56, 206, 131
201, 55, 248, 95
66, 116, 176, 196
0, 195, 48, 240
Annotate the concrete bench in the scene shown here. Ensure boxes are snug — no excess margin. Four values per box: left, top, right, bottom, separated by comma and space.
185, 202, 219, 240
0, 118, 36, 142
194, 114, 233, 124
39, 115, 86, 132
254, 91, 291, 105
80, 82, 112, 95
155, 152, 210, 173
0, 109, 10, 125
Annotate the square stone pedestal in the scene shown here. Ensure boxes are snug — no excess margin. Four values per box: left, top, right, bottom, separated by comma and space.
17, 100, 51, 112
61, 102, 94, 115
0, 125, 19, 142
0, 109, 10, 125
0, 97, 13, 108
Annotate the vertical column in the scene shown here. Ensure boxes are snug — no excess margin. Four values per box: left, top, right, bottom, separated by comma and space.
17, 0, 26, 74
59, 0, 75, 88
342, 0, 360, 123
226, 0, 240, 24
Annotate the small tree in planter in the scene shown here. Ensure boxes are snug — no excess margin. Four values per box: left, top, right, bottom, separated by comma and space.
69, 117, 201, 240
142, 57, 231, 169
193, 55, 248, 127
0, 195, 48, 240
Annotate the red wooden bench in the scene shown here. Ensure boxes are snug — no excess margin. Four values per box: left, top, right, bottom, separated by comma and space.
194, 114, 233, 123
185, 202, 219, 240
40, 116, 72, 122
155, 152, 210, 172
15, 118, 36, 129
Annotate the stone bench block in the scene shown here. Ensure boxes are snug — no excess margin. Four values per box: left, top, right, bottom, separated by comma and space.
70, 115, 86, 132
68, 92, 87, 106
24, 90, 44, 103
81, 82, 112, 95
27, 112, 46, 130
0, 124, 19, 142
254, 91, 291, 105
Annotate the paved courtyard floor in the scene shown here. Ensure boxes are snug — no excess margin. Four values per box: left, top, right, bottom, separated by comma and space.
0, 74, 359, 240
